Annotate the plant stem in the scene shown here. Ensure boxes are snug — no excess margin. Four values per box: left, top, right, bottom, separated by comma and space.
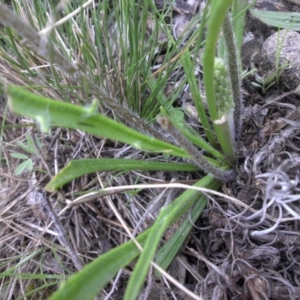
157, 115, 237, 182
222, 13, 242, 138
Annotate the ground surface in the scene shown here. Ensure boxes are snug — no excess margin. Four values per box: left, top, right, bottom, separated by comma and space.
1, 0, 300, 299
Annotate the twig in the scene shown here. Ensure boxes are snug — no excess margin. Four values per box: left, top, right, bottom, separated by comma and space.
42, 194, 83, 270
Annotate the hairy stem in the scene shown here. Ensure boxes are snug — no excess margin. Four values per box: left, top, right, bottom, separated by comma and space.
157, 116, 237, 182
222, 13, 242, 138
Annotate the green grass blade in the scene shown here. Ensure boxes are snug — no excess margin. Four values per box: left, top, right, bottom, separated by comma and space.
45, 158, 198, 191
7, 85, 189, 158
48, 231, 149, 300
160, 106, 225, 160
155, 181, 220, 276
1, 273, 63, 280
181, 49, 215, 145
48, 176, 215, 300
155, 196, 207, 276
145, 69, 180, 120
125, 175, 218, 298
124, 208, 169, 300
1, 250, 41, 275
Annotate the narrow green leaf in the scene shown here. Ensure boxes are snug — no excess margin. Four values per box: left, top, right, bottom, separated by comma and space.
7, 85, 189, 158
202, 0, 234, 156
1, 250, 42, 275
10, 152, 29, 159
48, 176, 215, 300
16, 138, 38, 154
45, 158, 198, 192
155, 181, 220, 276
161, 103, 225, 160
155, 196, 208, 276
48, 231, 149, 300
0, 273, 63, 280
125, 176, 218, 298
124, 208, 169, 300
219, 0, 249, 59
203, 0, 233, 121
251, 9, 300, 31
24, 132, 40, 154
14, 159, 32, 175
181, 50, 215, 145
232, 0, 249, 53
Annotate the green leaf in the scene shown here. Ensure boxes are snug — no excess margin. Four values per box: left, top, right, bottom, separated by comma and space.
45, 158, 198, 192
125, 176, 216, 298
155, 181, 220, 276
202, 0, 235, 157
7, 85, 190, 158
232, 0, 249, 53
16, 140, 37, 155
159, 107, 226, 161
219, 0, 249, 58
24, 132, 41, 154
48, 231, 149, 300
0, 250, 42, 276
251, 9, 300, 31
124, 208, 169, 300
14, 159, 33, 176
48, 176, 215, 300
10, 152, 29, 159
155, 199, 207, 277
181, 49, 214, 144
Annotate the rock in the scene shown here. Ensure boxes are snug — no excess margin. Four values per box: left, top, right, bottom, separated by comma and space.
253, 30, 300, 90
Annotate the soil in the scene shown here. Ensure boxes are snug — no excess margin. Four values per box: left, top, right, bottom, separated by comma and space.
1, 0, 300, 299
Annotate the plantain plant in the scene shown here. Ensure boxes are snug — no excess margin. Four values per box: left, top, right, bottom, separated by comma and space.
1, 0, 249, 299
